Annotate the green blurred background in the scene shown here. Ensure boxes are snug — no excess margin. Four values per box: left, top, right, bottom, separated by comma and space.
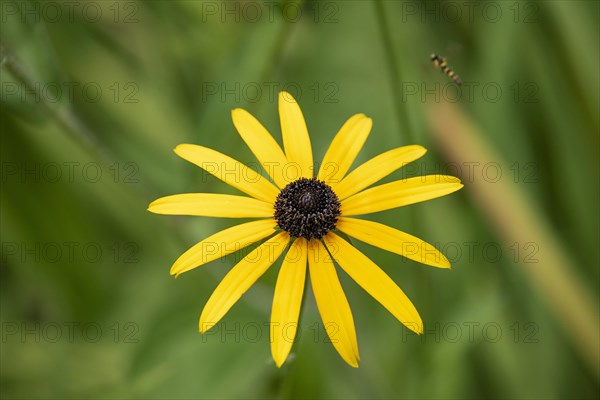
1, 0, 598, 398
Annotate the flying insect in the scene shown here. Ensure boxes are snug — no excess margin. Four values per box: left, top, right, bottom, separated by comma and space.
431, 53, 462, 86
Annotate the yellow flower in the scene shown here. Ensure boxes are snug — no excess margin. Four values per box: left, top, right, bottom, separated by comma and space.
148, 91, 463, 367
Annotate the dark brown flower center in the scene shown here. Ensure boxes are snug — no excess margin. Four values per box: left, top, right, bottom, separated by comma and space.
274, 178, 340, 239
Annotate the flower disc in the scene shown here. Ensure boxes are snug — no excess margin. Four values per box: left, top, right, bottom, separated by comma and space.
274, 178, 341, 239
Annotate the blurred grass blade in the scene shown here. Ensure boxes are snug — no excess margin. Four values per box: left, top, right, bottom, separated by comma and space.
426, 101, 599, 377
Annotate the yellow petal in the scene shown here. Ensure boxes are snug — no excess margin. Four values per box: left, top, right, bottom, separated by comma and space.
323, 232, 423, 334
336, 217, 450, 268
333, 145, 427, 200
171, 219, 277, 276
307, 239, 359, 367
278, 92, 313, 179
174, 144, 279, 203
271, 238, 307, 367
341, 175, 463, 216
148, 193, 274, 218
231, 108, 290, 188
317, 114, 372, 185
199, 232, 290, 332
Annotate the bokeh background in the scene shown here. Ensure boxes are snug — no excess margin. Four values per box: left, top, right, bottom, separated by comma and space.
1, 0, 598, 398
